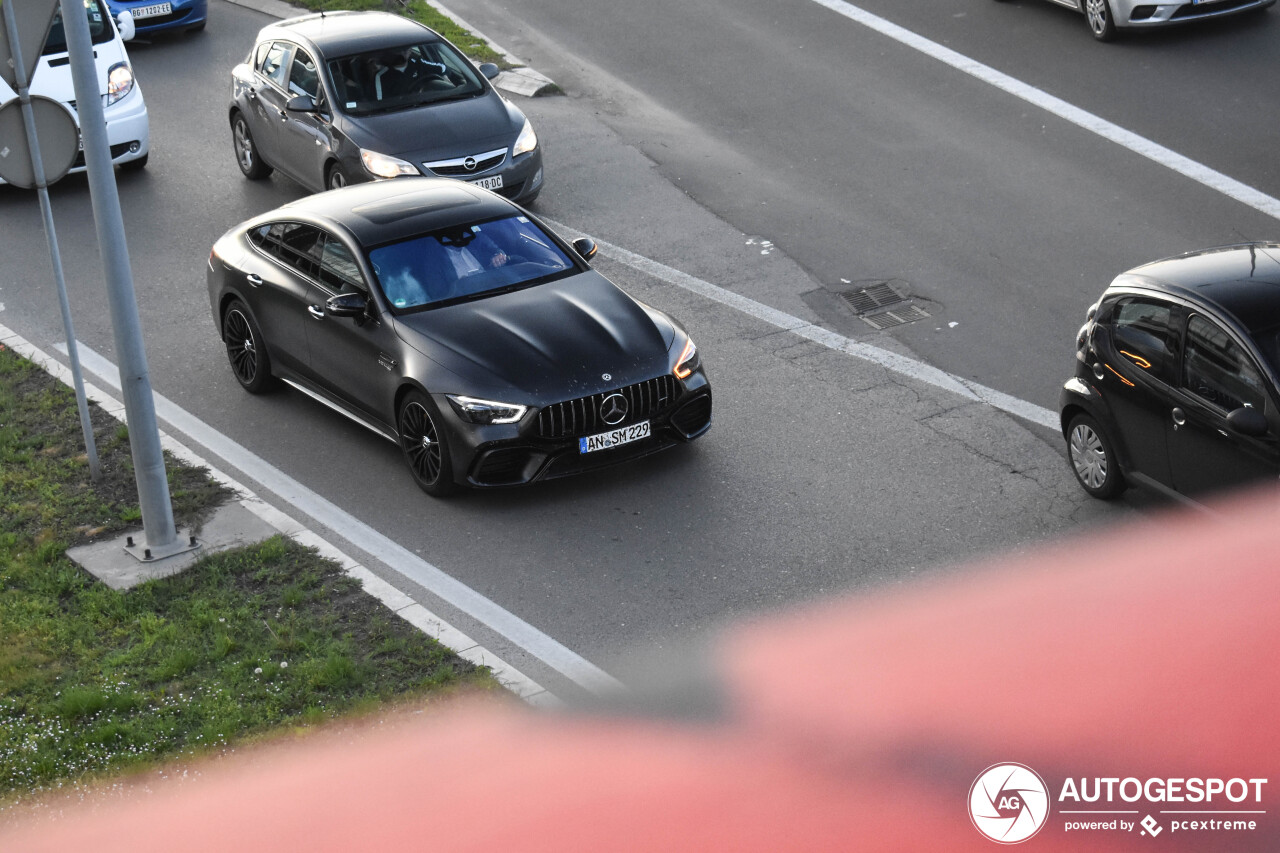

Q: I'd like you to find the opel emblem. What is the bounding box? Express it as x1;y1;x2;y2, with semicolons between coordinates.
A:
602;373;611;381
600;393;628;426
463;156;477;171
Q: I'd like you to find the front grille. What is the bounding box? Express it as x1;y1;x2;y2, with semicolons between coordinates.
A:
538;375;678;439
425;151;507;177
1170;0;1261;17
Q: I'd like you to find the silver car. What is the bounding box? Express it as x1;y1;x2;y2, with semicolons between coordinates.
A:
1000;0;1275;41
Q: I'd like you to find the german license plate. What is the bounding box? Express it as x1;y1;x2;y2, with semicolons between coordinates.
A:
579;421;649;454
132;2;173;18
468;174;504;191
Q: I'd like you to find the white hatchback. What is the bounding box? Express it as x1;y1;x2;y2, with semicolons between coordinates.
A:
0;0;149;184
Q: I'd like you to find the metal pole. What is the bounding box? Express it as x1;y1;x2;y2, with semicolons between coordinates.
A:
58;0;177;550
1;0;101;481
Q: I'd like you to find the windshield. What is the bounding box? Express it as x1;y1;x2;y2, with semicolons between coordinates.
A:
369;215;576;312
327;40;485;115
42;0;114;55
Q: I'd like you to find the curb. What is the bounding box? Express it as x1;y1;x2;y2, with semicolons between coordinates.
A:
0;323;562;709
221;0;560;97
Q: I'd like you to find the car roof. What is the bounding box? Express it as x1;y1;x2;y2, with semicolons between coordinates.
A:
272;177;522;246
1116;242;1280;333
261;11;438;56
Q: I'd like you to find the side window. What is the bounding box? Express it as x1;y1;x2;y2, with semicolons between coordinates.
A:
260;42;291;88
1182;315;1266;412
287;48;320;100
258;222;324;279
319;237;366;295
1109;297;1175;383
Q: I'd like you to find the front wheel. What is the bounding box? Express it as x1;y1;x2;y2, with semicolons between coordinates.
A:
1067;412;1125;499
326;163;349;190
222;301;277;394
232;112;272;179
1084;0;1117;41
398;391;457;497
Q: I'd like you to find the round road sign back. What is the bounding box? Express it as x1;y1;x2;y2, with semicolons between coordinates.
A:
0;96;80;189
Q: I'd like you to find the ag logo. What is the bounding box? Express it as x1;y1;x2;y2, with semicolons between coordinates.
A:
969;763;1050;844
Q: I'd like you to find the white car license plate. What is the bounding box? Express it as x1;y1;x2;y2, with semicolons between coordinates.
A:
132;2;173;18
468;175;504;191
579;421;650;454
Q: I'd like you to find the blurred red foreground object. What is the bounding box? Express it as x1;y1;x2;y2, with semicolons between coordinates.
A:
4;492;1278;851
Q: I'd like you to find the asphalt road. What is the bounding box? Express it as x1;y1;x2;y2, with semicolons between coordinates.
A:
5;0;1260;700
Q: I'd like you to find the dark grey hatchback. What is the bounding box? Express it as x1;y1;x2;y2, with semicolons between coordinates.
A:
229;11;543;203
1059;243;1280;503
207;178;711;496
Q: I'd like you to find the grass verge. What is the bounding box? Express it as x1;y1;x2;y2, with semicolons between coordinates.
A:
289;0;509;67
0;343;501;810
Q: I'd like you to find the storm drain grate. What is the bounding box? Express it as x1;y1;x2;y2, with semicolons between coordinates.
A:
838;281;930;329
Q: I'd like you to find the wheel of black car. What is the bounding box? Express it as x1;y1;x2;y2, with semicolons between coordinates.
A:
222;301;276;394
398;391;457;497
1067;413;1125;499
326;163;348;190
232;112;272;179
120;152;148;172
1084;0;1117;41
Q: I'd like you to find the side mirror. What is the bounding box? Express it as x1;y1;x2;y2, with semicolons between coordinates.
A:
116;10;136;41
286;94;316;113
478;62;500;80
326;291;368;318
1226;406;1268;437
572;237;597;262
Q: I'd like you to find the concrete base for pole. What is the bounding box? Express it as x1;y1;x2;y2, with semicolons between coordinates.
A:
66;501;279;591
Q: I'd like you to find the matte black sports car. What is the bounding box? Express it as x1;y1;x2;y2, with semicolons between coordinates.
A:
229;11;543;203
207;178;712;495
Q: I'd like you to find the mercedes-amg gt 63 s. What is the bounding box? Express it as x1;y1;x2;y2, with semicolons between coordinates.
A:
207;178;712;496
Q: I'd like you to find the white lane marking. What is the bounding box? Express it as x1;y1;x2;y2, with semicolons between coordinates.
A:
547;220;1060;430
61;342;625;698
807;0;1280;222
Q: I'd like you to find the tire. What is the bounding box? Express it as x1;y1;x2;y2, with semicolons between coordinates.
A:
1084;0;1117;41
326;163;348;190
1067;413;1126;499
222;301;277;394
397;391;457;497
232;112;272;179
119;152;148;172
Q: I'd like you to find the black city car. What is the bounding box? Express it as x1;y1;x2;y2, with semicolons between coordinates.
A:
229;11;543;203
1059;243;1280;503
207;178;712;495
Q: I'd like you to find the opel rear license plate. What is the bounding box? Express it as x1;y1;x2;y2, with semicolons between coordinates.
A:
133;2;172;18
469;175;503;191
580;421;649;454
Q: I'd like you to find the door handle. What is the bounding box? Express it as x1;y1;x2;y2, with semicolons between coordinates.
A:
246;274;263;287
1171;407;1186;427
308;305;325;320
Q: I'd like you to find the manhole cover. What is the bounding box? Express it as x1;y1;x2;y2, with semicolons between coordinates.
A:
838;280;930;329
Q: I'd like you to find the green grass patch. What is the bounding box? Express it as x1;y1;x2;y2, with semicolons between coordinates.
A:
0;344;501;807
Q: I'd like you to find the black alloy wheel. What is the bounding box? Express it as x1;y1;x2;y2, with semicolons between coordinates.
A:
1067;412;1126;499
232;112;272;179
398;391;456;496
326;163;348;190
223;301;276;393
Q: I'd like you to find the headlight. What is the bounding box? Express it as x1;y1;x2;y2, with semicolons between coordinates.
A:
512;119;537;157
360;149;420;179
446;394;527;425
673;337;700;379
106;62;134;105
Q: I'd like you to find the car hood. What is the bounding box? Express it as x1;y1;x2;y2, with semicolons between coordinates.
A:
341;93;520;162
392;271;673;400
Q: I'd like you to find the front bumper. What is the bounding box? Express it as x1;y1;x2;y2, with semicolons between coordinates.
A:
1116;0;1275;28
418;146;544;204
438;371;712;488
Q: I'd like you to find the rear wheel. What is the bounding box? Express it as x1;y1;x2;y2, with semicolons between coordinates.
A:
222;301;277;394
232;112;272;179
1085;0;1117;41
398;391;457;496
1067;413;1125;499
